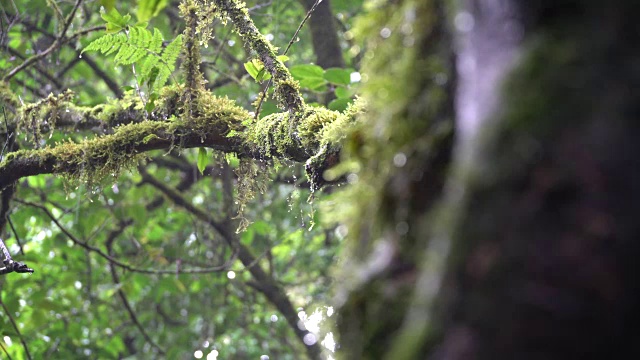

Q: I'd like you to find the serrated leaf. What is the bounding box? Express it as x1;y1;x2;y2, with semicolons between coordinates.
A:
290;64;324;79
324;68;352;85
106;23;124;33
197;148;209;175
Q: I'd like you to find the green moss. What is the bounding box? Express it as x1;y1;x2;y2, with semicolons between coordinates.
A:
214;0;304;113
331;0;454;358
0;81;20;109
0;84;253;190
244;112;292;157
19;90;75;147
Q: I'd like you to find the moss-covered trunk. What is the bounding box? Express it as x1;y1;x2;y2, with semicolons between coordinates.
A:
337;0;640;359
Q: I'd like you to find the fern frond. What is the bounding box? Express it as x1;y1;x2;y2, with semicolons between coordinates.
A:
161;35;183;70
153;35;183;91
83;27;183;91
150;28;163;54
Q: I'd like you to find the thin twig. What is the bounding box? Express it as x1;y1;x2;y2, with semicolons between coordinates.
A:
3;0;83;81
105;226;166;355
0;301;32;360
7;217;24;256
215;0;304;114
0;340;13;360
15;200;234;275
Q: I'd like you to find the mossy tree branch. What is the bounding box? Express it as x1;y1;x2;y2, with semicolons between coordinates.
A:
0;88;360;191
213;0;305;114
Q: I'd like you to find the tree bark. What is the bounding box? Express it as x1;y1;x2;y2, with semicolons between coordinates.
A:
336;0;640;359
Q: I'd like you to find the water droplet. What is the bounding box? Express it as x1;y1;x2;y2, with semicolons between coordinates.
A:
78;54;82;59
393;152;407;167
303;333;317;346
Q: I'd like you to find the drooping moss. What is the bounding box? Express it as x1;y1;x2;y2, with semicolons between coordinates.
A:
0;85;254;190
19;90;75;147
0;81;20;109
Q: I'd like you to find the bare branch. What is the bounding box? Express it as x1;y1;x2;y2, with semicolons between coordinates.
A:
3;0;84;82
105;225;166;355
138;168;325;360
15;200;234;275
0;300;32;360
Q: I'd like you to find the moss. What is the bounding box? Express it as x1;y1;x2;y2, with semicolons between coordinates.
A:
214;0;304;113
319;98;366;146
331;0;455;358
297;106;341;148
19;90;75;147
0;84;253;190
0;81;20;109
244;111;292;157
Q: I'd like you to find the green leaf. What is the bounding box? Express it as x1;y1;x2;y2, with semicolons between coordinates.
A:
136;0;169;23
244;60;260;80
256;68;271;82
328;97;352;112
225;153;239;168
197;148;209;175
335;86;354;99
290;64;324;79
244;59;271;82
100;7;129;28
105;22;124;33
145;97;156;112
324;68;352;85
299;77;327;91
100;0;116;11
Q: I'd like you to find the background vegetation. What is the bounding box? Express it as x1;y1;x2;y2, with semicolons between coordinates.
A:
0;0;362;358
3;0;640;360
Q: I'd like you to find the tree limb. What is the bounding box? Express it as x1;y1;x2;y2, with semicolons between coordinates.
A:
213;0;305;113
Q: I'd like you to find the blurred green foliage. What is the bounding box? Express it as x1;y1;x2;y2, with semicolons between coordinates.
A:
0;0;364;358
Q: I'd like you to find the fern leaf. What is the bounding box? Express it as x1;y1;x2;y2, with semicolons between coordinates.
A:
140;56;159;83
161;34;182;71
83;33;115;54
83;26;182;91
150;28;163;54
153;68;171;92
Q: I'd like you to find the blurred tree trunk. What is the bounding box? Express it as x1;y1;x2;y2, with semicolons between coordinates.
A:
297;0;345;69
336;0;640;359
